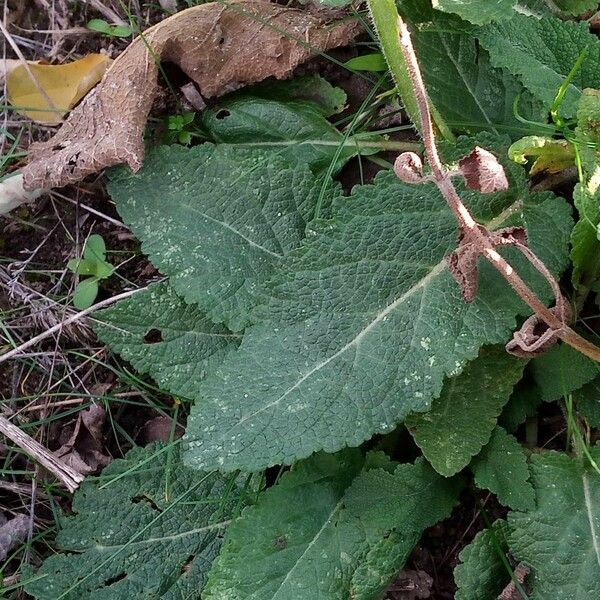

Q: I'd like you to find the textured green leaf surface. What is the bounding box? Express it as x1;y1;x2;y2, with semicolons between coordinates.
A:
454;519;511;600
24;444;246;600
94;282;240;399
530;343;599;402
574;377;600;428
108;145;338;331
432;0;516;24
245;75;348;117
184;138;573;473
508;447;600;599
202;91;373;175
407;11;544;135
499;385;541;433
554;0;600;15
406;347;525;477
204;450;461;600
478;14;600;117
471;426;534;510
572;89;600;293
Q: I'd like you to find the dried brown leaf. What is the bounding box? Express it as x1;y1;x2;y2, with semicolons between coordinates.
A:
0;513;28;562
458;146;509;194
137;415;185;444
22;0;359;191
54;405;111;475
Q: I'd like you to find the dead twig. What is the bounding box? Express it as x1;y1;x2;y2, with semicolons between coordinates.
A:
394;16;600;362
0;416;84;492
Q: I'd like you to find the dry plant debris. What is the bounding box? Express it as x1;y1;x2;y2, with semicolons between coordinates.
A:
20;0;359;191
0;513;28;563
54;404;111;475
6;54;111;125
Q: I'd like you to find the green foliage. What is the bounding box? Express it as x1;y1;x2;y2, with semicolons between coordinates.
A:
24;443;247;599
554;0;600;15
87;18;134;38
181;160;571;473
454;519;511;600
509;135;575;175
406;347;525;477
204;450;461;600
478;13;600;118
345;53;388;72
530;343;599;402
108;144;339;331
432;0;516;24
471;426;535;510
67;234;114;309
401;7;546;137
201;94;371;174
163;112;196;145
32;10;600;599
574;377;600;428
571;89;600;295
508;447;600;599
95;282;239;399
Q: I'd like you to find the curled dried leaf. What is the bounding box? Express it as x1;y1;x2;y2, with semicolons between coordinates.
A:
458;146;509;194
22;0;359;191
394;151;424;184
447;225;529;303
54;405;111;475
506;302;572;358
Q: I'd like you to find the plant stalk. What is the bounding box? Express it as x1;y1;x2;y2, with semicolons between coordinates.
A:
395;15;600;362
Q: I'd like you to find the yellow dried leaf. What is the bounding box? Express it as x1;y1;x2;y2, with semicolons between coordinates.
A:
7;54;111;125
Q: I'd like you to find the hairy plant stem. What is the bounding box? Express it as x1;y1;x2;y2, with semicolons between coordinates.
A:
396;16;600;362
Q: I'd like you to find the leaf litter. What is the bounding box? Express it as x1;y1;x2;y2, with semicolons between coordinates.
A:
20;0;359;191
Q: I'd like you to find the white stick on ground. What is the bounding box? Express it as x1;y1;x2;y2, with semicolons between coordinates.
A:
0;416;84;492
0;173;45;215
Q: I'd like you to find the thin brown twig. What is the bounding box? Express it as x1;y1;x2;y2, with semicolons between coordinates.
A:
395;16;600;362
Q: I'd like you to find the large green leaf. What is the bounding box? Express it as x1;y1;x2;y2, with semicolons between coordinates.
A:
108;145;339;332
183;139;573;473
94;282;240;399
202;93;375;175
530;343;599;402
204;450;461;600
398;5;545;136
24;443;246;600
478;13;600;117
573;377;600;428
406;347;525;477
471;426;535;511
454;519;511;600
432;0;516;24
508;447;600;599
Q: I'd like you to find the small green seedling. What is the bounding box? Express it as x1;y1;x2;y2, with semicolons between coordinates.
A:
344;53;388;72
67;234;114;309
87;18;134;38
163;112;197;145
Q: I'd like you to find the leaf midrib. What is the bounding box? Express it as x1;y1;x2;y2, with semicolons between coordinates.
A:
226;199;523;433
